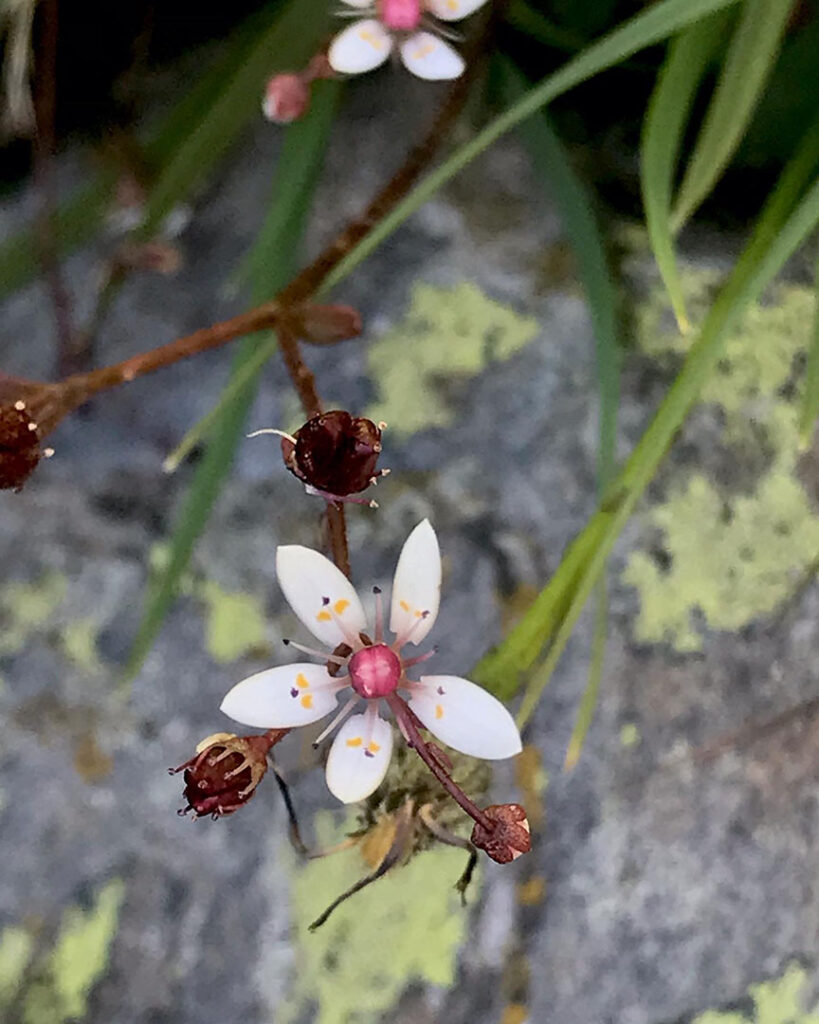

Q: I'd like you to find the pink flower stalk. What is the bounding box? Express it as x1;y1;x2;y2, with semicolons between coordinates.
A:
328;0;490;81
220;521;522;804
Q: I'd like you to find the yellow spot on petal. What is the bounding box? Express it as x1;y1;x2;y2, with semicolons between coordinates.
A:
435;704;444;720
346;736;363;747
447;0;458;9
367;741;381;754
316;610;332;622
360;28;386;49
296;673;310;689
414;609;423;618
400;600;410;612
413;41;436;58
334;599;350;615
301;694;313;709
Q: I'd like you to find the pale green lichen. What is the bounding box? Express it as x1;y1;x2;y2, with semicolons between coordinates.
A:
60;619;103;673
366;282;539;436
623;278;819;650
0;926;35;1008
281;812;479;1024
198;581;268;663
21;878;124;1024
0;573;67;657
692;963;819;1023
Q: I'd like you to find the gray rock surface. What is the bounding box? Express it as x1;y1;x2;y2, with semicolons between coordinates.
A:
1;65;818;1024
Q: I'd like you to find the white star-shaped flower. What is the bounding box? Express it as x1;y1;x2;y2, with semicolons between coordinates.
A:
327;0;490;81
221;520;522;803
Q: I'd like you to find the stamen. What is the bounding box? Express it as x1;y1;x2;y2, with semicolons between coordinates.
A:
312;695;360;747
362;702;379;758
246;427;297;443
283;638;348;666
319;596;360;648
373;586;384;644
393;609;430;650
401;646;438;670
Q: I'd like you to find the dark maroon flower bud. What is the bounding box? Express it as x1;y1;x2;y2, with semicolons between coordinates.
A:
294;304;362;346
470;803;531;864
170;729;288;820
0;398;52;491
282;410;385;501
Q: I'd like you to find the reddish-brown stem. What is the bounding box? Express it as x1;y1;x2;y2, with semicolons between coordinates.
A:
387;693;494;832
275;321;322;418
61;301;283;401
325;503;351;578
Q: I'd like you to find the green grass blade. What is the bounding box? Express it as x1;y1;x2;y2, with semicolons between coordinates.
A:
800;246;819;446
124;81;341;679
497;58;623;748
320;0;744;294
476;159;819;717
641;13;729;332
563;579;608;769
670;0;792;233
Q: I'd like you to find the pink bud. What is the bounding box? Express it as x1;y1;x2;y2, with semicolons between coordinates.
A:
263;74;310;124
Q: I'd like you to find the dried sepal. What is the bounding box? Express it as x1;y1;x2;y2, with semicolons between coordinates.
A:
470;803;531;864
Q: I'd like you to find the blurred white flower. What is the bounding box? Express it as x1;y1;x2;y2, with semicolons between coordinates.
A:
327;0;490;81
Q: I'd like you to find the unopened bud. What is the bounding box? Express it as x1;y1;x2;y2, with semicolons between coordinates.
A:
471;803;531;864
263;73;311;124
293;304;362;345
170;730;288;819
282;410;383;497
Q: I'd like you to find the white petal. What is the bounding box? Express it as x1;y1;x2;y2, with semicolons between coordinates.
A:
424;0;489;20
389;519;441;646
340;0;373;6
325;712;394;802
328;19;393;75
220;663;344;728
276;545;367;648
409;675;522;759
399;32;465;80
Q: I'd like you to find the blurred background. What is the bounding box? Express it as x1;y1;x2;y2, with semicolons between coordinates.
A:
1;1;819;1022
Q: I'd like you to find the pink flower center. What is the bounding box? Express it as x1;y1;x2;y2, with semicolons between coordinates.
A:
378;0;422;31
348;643;402;699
